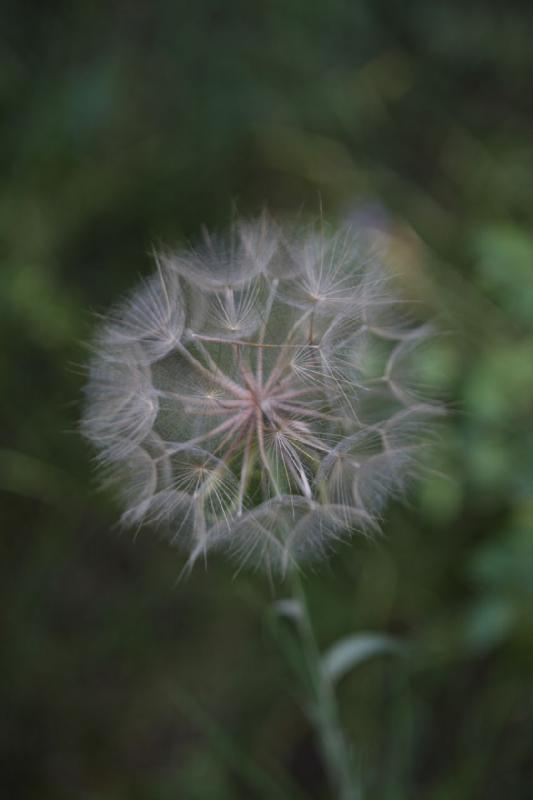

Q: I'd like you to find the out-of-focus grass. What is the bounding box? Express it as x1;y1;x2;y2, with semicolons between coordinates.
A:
1;2;532;798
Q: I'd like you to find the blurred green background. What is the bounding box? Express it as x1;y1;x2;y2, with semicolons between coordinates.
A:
2;2;533;798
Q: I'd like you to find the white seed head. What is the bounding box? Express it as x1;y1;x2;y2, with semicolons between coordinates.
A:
82;216;442;575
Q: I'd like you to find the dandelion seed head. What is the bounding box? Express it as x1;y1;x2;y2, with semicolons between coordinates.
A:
82;215;442;575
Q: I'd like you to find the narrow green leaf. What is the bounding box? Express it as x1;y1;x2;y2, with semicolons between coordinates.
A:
321;633;404;684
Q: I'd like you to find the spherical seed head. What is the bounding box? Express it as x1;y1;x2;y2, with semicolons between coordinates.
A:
82;216;442;575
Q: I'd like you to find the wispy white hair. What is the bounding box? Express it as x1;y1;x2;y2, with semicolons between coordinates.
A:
82;215;442;575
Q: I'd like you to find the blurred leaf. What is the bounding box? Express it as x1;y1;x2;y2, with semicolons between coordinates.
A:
321;633;404;684
465;523;533;649
472;225;533;324
463;597;516;651
464;341;533;422
273;598;303;620
469;525;533;594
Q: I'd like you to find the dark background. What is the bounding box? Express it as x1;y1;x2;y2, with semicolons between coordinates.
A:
2;2;533;798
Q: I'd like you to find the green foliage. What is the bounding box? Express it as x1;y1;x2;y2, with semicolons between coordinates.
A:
2;2;533;798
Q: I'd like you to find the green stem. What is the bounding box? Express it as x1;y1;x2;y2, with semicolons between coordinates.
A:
289;570;360;800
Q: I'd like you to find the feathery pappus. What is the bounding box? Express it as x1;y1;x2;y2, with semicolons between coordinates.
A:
82;215;442;574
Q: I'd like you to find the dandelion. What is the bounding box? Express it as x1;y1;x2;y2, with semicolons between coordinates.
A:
82;215;441;574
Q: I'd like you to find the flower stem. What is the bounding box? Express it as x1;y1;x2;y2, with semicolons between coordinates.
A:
289;569;360;800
